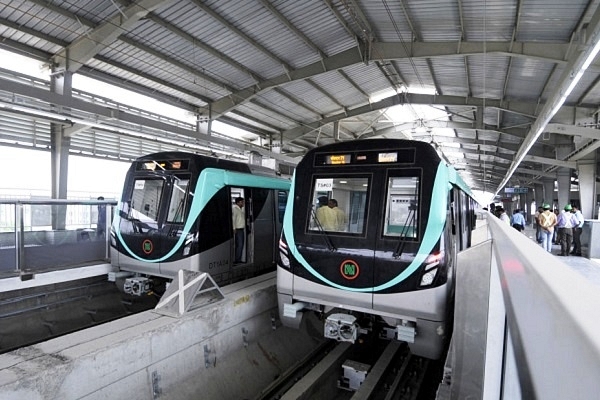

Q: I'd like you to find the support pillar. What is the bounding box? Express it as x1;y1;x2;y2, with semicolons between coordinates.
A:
556;142;574;210
534;183;544;209
525;189;534;224
50;70;72;229
543;178;555;208
577;159;597;219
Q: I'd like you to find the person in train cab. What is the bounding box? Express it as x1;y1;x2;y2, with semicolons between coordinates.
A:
97;196;106;238
534;206;544;243
556;204;578;256
510;208;526;232
232;197;245;264
571;205;584;256
315;195;336;231
538;204;557;253
328;198;347;231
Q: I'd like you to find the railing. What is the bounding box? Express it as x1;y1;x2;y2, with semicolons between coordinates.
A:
440;213;600;399
0;199;117;277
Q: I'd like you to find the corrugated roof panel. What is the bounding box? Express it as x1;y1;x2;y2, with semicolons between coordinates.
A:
256;89;322;123
403;0;462;41
272;0;356;57
101;41;231;100
281;80;341;116
55;0;117;24
504;57;555;101
132;22;256;91
394;58;434;90
357;0;412;42
430;55;468;96
181;0;291;80
311;70;370;108
466;54;509;99
461;0;516;41
341;63;395;99
518;0;589;42
235;102;298;131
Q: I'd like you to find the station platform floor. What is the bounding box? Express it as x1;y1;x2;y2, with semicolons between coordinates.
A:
521;223;600;288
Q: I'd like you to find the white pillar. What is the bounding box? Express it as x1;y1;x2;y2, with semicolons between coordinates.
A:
577;159;597;219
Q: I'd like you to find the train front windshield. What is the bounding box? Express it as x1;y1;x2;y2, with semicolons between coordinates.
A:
308;174;420;240
129;178;164;225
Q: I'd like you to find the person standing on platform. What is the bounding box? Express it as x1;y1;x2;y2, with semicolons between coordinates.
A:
539;204;557;253
232;197;245;264
571;205;585;256
552;208;560;244
556;204;578;256
534;206;544;243
497;207;510;225
510;209;526;232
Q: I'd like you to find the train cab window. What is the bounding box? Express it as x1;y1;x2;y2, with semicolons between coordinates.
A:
309;176;368;234
166;177;190;223
130;178;163;223
383;176;419;239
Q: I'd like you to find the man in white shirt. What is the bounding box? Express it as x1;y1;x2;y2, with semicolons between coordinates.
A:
571;205;585;256
232;197;245;263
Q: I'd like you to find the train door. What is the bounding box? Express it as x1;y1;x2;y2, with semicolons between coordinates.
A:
251;188;277;269
231;187;248;265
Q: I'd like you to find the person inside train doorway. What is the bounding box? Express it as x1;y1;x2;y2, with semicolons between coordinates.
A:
232;197;245;264
97;196;106;238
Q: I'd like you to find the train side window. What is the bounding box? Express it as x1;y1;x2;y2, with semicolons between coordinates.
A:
166;176;190;223
383;176;419;239
129;178;163;223
309;176;368;234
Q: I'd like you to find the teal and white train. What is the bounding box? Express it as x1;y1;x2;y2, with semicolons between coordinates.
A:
110;151;290;296
277;139;476;359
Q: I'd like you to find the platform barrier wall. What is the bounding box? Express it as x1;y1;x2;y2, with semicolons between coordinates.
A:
441;212;600;400
0;199;115;276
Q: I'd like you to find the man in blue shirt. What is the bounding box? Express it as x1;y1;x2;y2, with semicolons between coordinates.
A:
510;209;526;232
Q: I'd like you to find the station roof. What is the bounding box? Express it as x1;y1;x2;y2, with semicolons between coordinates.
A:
1;0;600;194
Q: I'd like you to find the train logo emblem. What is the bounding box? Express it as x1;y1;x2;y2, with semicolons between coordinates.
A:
142;239;153;254
340;260;359;280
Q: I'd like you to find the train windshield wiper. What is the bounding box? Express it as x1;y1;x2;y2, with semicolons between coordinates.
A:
310;207;337;251
392;202;417;259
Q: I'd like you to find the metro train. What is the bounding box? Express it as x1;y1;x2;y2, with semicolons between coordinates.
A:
110;151;290;296
276;139;476;359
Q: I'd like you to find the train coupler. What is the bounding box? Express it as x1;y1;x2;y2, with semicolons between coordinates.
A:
123;276;153;296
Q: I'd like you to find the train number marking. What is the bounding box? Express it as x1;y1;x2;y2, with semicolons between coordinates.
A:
340;260;360;280
142;239;153;254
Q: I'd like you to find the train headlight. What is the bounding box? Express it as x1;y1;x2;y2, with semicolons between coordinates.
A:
420;269;437;286
279;252;290;268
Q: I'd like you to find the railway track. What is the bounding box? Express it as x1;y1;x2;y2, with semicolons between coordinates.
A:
0;275;157;353
255;337;434;400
